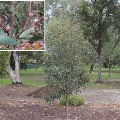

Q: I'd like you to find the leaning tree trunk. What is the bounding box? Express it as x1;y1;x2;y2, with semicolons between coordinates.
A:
7;51;21;84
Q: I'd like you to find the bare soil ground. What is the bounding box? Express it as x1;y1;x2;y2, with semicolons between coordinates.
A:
0;83;120;120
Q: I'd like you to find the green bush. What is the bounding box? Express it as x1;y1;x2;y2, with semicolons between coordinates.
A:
76;96;86;106
59;94;86;107
59;96;66;106
68;94;77;106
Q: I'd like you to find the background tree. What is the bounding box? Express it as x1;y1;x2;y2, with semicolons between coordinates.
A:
20;53;28;71
45;15;90;119
78;0;120;82
0;52;9;77
0;51;19;83
45;0;81;23
33;51;44;70
7;51;21;84
103;31;120;77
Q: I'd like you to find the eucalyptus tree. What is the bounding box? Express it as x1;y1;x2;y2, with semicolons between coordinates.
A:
45;15;90;119
0;51;21;83
45;0;81;23
77;0;120;82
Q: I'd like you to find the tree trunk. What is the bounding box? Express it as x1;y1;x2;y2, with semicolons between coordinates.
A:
108;66;111;77
35;62;38;70
65;82;68;120
97;51;102;83
25;63;27;71
7;51;21;84
108;56;111;77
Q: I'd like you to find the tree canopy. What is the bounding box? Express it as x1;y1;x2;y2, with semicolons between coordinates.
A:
77;0;120;82
45;13;90;119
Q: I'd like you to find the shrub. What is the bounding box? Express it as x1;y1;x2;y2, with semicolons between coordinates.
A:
59;94;86;107
59;96;66;106
68;94;78;106
76;96;86;106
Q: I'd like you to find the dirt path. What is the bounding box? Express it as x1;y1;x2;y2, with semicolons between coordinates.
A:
0;84;120;120
80;89;120;104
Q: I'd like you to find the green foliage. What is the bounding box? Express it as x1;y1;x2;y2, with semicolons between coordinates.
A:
19;27;35;39
0;28;6;35
0;52;9;77
0;35;18;45
33;51;44;64
20;54;28;70
77;0;120;82
103;29;120;67
78;0;120;52
60;94;86;107
0;1;44;43
29;33;44;44
19;52;44;71
59;96;66;106
21;54;28;64
45;0;81;23
43;86;64;103
45;15;90;103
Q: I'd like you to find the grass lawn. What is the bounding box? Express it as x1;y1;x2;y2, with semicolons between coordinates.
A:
91;67;120;81
0;68;46;87
0;66;120;89
88;66;120;89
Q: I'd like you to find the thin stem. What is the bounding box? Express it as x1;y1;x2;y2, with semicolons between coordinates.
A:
66;82;68;120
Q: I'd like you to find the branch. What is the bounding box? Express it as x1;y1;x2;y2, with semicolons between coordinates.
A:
110;35;120;53
23;16;30;29
15;16;44;38
102;0;112;9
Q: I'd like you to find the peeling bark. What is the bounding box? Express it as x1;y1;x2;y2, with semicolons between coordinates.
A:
7;51;21;84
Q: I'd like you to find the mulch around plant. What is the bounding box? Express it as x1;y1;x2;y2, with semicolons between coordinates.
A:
27;85;54;98
0;84;120;120
27;85;61;99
